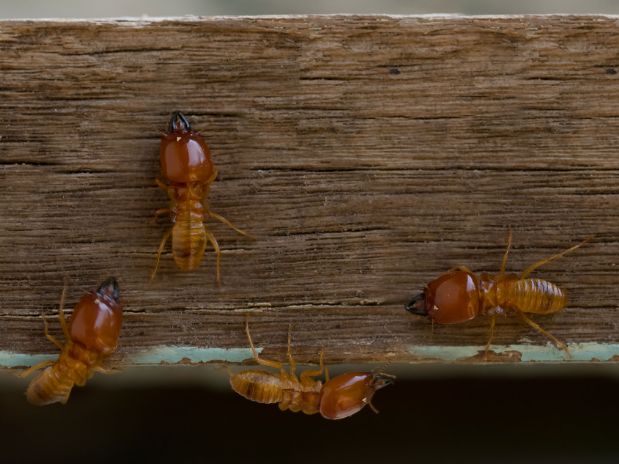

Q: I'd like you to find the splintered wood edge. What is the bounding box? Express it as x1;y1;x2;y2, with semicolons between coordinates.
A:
4;14;618;20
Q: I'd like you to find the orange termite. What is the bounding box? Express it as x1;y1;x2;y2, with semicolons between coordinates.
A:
20;278;123;406
405;232;590;353
152;111;251;283
229;322;394;420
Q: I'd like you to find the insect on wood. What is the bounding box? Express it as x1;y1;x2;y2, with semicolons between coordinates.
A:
405;232;590;355
229;322;394;419
20;278;123;406
152;111;252;283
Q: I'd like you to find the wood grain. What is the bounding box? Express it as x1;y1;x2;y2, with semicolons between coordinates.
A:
0;16;618;366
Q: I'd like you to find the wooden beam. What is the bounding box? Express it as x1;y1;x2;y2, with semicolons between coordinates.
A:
1;16;618;367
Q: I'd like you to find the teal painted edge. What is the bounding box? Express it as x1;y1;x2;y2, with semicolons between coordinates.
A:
0;352;56;368
3;342;619;368
0;346;262;368
130;346;262;365
407;342;619;362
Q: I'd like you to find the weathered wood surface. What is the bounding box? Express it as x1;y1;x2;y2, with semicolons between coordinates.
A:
0;15;618;367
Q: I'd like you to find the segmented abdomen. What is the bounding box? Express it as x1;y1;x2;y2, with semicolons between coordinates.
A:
230;370;283;404
26;350;90;406
230;370;321;415
172;201;206;271
504;278;567;314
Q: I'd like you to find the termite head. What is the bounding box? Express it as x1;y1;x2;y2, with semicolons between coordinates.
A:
319;372;395;420
160;111;214;184
405;270;480;324
70;277;123;355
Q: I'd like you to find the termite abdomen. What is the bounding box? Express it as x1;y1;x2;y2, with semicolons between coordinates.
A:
505;278;566;315
230;370;283;404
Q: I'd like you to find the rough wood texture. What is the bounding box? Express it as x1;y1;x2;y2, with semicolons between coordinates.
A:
1;15;618;366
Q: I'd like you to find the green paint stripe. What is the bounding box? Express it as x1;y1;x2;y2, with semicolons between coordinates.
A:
0;346;262;368
131;346;261;365
2;342;618;368
407;342;619;362
0;352;56;368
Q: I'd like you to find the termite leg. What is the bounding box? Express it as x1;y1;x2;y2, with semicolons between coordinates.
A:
205;168;218;186
58;280;70;341
208;210;254;239
299;350;329;385
200;168;218;200
151;208;171;224
203;167;253;239
286;324;297;377
517;311;570;355
155;179;175;200
155;178;168;191
204;228;221;285
244;321;284;370
300;349;325;386
18;360;55;378
150;229;172;281
92;365;120;375
499;230;513;276
520;237;592;279
43;318;63;351
484;315;497;360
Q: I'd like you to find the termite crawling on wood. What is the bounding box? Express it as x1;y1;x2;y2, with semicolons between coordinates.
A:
20;278;123;406
152;111;252;283
229;322;394;420
405;232;590;355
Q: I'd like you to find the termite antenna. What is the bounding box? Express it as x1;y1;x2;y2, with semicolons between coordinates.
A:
367;399;380;414
405;293;428;316
168;111;191;133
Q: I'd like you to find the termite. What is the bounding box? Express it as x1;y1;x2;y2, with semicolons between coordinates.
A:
229;322;394;420
20;277;123;406
405;232;590;353
152;111;251;283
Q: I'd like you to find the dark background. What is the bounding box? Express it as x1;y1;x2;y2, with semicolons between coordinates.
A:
1;366;617;463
